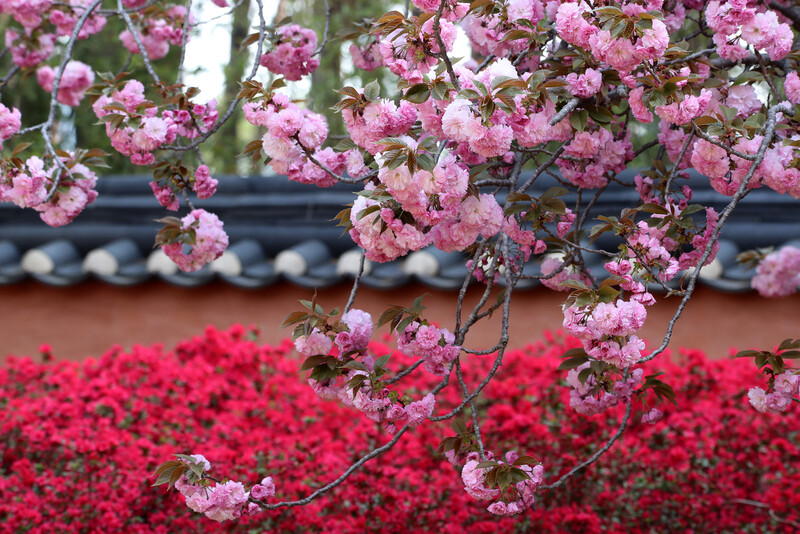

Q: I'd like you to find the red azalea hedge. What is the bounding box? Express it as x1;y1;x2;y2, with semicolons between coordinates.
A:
2;325;800;533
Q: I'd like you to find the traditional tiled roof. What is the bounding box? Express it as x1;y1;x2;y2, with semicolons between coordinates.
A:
0;172;798;292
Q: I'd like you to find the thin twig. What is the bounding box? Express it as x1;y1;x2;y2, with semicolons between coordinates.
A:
343;251;366;314
432;236;514;421
165;0;269;152
303;146;378;183
313;0;330;57
550;98;580;126
640;103;794;364
728;499;800;528
661;47;716;66
118;0;161;83
433;0;460;91
176;0;194;85
754;49;780;102
258;426;409;509
41;0;104;201
690;122;758;160
455;359;486;461
663;131;695;201
516;142;566;192
385;359;424;385
475;54;495;74
454;241;487;338
633;138;659;158
541;400;632;490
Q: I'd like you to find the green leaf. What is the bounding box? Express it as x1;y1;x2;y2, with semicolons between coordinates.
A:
680;204;705;217
557;355;591;371
639;203;669;215
299;299;324;315
733;349;762;359
375;354;391;369
569;109;589;133
542;198;567;215
476;460;500;469
343;360;369;371
281;311;309;328
577;367;594;384
404;83;431;104
356;204;381;221
168;466;187;489
437;436;460;452
152;460;182;479
575;292;593;308
778;338;800;351
410;294;427;314
364;80;381;101
416;153;435;173
509;467;530;483
561;347;589;359
347;374;367;387
485;468;498;489
333;138;358;152
300;354;331;371
458;89;481;100
587;106;614;124
378;307;403;328
310;364;340;382
451;419;468;435
597;285;620;303
396;315;415;334
560;278;589;291
507;192;532;203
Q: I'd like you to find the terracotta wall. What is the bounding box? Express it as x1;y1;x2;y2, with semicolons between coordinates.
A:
2;280;799;363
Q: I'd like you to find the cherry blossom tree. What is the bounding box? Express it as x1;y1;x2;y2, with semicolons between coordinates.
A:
2;0;800;522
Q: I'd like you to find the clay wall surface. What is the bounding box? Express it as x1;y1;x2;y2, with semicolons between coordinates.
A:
2;281;799;363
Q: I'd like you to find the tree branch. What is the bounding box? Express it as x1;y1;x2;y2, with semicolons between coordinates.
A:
640;102;794;364
541;400;632;490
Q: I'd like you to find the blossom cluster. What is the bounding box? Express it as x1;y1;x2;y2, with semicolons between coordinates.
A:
119;4;189;60
170;455;276;522
161;209;229;272
260;24;319;81
292;309;438;433
557;127;633;189
691;136;800;198
3;0;105;69
706;0;793;61
92;79;219;167
396;320;461;376
461;451;544;516
0;154;98;227
555;2;670;75
563;301;648;370
540;255;591;292
36;60;95;107
566;364;645;416
461;0;538;58
379;16;459;81
560;261;653;370
342;96;417;155
751;246;800;297
0;104;22;150
440;59;574;158
245;92;344;187
748;371;800;414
